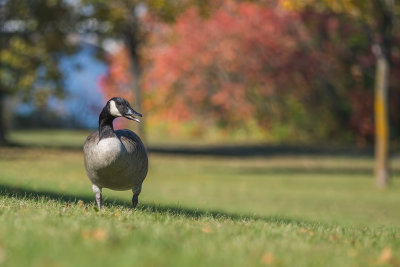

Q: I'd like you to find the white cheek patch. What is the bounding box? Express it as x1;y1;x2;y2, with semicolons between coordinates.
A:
109;100;122;117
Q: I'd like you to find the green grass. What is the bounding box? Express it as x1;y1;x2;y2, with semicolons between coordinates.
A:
8;129;92;148
0;130;400;266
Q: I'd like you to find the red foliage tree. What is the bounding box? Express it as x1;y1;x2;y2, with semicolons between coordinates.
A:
100;0;400;143
142;2;325;134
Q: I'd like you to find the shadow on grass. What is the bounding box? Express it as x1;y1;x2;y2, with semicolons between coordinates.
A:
4;141;376;158
223;167;400;176
149;144;376;158
0;184;314;226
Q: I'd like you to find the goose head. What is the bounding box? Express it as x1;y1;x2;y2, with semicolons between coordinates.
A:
106;97;142;123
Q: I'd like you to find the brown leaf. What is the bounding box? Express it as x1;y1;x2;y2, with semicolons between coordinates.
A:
202;227;211;234
115;210;120;216
329;233;338;241
92;229;108;241
77;200;84;207
82;228;108;242
261;252;274;265
378;247;392;264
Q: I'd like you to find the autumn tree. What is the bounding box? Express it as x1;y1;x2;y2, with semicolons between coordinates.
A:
101;1;356;140
281;0;399;187
79;0;208;139
100;0;400;152
142;2;339;140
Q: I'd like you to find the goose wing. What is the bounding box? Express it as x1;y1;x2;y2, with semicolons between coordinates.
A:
115;129;148;180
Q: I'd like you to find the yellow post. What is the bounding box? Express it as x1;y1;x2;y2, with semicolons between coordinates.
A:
374;50;389;188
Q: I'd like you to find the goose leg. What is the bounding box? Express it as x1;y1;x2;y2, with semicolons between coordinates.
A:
92;184;102;210
132;185;142;208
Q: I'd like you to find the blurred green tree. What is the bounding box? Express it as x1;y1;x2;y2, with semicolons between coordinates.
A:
0;0;78;144
0;0;207;143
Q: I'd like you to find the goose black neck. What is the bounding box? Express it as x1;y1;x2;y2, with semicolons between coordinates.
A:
98;107;115;140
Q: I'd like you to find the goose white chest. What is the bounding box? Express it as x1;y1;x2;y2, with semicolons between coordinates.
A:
90;137;124;169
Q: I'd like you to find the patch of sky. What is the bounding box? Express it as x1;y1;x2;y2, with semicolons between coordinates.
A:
16;44;106;129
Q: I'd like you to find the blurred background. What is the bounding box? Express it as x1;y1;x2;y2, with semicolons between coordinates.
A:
1;0;399;145
0;0;399;187
1;2;400;265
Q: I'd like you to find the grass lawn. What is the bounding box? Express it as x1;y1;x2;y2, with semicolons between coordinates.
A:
0;130;399;266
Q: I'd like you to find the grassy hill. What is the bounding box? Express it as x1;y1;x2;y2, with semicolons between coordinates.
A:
0;130;399;266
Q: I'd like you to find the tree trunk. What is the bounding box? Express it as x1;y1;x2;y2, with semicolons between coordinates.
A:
0;95;6;145
373;46;390;188
124;16;145;141
372;0;393;188
130;55;145;141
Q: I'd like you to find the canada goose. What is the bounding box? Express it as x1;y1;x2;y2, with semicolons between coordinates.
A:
83;97;148;210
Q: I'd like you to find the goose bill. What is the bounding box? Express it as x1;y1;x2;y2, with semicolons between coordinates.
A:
124;108;142;123
125;114;141;123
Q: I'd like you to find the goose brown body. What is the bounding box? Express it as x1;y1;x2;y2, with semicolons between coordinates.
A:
83;129;148;191
83;97;147;209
